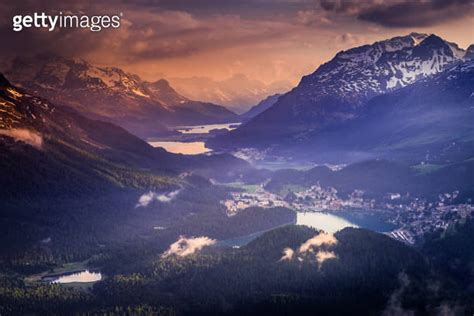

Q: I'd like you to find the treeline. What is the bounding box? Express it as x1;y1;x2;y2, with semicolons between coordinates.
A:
2;223;474;315
0;275;92;315
90;226;431;315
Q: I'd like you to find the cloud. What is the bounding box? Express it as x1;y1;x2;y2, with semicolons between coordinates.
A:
280;247;295;261
162;236;216;258
359;0;474;28
136;191;156;207
319;0;474;28
320;0;372;15
0;2;298;63
315;250;337;264
1;0;471;90
156;189;180;202
0;128;43;149
382;273;414;316
339;33;365;46
280;232;338;267
298;232;338;253
135;189;180;207
296;10;332;26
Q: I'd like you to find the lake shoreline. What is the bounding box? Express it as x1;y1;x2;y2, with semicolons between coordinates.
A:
25;260;103;289
147;122;241;155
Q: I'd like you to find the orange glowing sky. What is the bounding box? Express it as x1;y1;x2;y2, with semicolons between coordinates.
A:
114;11;474;87
1;1;473;108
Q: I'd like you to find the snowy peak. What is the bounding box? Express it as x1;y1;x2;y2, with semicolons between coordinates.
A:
418;34;447;49
301;33;465;101
334;33;428;64
419;34;465;60
222;33;471;148
377;32;428;53
4;54;216;108
9;54;151;98
142;79;188;107
408;32;429;45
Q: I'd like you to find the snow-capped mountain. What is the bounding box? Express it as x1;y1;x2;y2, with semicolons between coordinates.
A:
305;33;464;98
311;59;474;163
218;33;469;147
3;54;238;138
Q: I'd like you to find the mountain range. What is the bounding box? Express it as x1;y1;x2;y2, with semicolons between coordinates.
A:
1;31;474;315
0;72;250;201
212;33;474;163
323;59;474;163
168;74;291;113
2;54;238;139
0;70;254;257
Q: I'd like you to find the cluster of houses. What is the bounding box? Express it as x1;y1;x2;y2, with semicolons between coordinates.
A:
223;184;473;244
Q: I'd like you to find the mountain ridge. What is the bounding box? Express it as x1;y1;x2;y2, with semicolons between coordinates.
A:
240;93;281;121
0;71;186;199
3;54;238;138
214;33;470;149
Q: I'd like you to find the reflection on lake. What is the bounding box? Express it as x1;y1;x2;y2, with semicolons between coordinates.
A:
177;123;240;134
297;210;397;233
336;209;397;232
297;212;358;233
148;141;211;155
51;270;102;284
218;210;395;248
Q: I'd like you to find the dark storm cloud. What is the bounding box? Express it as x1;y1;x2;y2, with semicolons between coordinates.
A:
0;0;300;62
115;0;311;15
359;0;474;27
1;0;468;62
0;0;471;67
319;0;474;27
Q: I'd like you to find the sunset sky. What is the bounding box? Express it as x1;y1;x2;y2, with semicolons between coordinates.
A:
2;0;473;88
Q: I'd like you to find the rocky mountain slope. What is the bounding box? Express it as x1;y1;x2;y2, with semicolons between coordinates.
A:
3;54;238;138
0;72;257;259
0;71;252;200
331;59;474;163
216;33;470;148
285;59;474;164
0;72;186;200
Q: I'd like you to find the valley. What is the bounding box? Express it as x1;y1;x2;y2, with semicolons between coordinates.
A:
1;29;474;315
220;175;473;245
147;122;240;155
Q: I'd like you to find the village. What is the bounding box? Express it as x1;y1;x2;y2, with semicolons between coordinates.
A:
222;183;474;244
